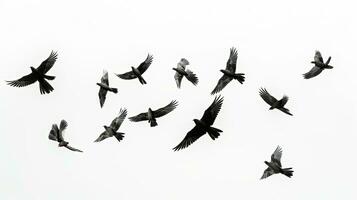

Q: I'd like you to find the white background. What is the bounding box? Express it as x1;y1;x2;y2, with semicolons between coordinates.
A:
0;0;356;199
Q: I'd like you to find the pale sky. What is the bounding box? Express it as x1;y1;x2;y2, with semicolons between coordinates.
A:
0;0;356;199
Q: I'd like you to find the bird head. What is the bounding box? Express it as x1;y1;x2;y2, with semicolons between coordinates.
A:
180;58;190;66
193;119;200;124
30;66;36;71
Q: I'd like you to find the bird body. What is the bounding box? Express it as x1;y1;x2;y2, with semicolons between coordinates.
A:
95;108;127;143
116;54;153;85
261;146;293;179
173;58;198;88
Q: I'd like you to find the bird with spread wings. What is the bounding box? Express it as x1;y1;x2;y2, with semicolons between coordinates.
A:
48;120;83;152
173;58;198;88
259;88;293;116
303;50;333;79
95;108;128;143
116;54;153;84
97;70;118;108
261;146;294;179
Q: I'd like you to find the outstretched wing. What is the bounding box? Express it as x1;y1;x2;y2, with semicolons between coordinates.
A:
110;108;127;131
271;146;283;167
174;61;186;88
65;145;83;152
314;51;323;63
200;95;224;126
129;112;148;122
185;70;198;86
173;126;206;151
153;100;178;118
259;88;277;106
6;72;37;87
101;70;109;86
303;66;323;79
37;51;58;74
59;120;68;132
98;71;109;107
211;75;232;95
49;124;59;142
260;167;275;179
116;71;136;80
174;72;184;88
94;131;110;142
137;54;153;74
226;47;237;72
280;96;289;107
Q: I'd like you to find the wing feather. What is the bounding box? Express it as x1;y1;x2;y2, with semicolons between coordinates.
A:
201;95;224;126
173;126;206;151
153;100;178;118
110;108;127;131
37;51;58;74
259;88;277;106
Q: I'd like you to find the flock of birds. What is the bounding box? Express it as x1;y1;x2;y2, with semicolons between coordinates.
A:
6;47;333;179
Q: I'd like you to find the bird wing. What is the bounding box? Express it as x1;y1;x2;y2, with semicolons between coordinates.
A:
101;70;109;86
59;120;68;132
173;126;206;151
116;71;136;80
153;100;178;118
211;75;232;95
303;66;323;79
314;51;324;63
49;124;59;142
94;131;110;142
174;72;184;88
65;145;83;152
129;112;149;122
6;73;37;87
110;108;127;131
185;69;198;86
261;167;275;179
259;88;277;106
271;146;283;167
137;54;153;74
36;51;58;74
226;47;237;72
200;95;224;126
280;95;289;107
98;87;107;108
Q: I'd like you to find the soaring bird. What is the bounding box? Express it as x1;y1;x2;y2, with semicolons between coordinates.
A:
48;120;83;152
7;51;58;94
259;88;293;116
303;50;333;79
173;95;223;151
173;58;198;88
97;70;118;108
95;108;127;143
211;47;245;94
116;54;153;84
261;146;294;179
129;100;178;127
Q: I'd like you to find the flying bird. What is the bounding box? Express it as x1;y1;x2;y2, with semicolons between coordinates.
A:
48;120;83;152
173;58;198;88
211;47;245;94
259;88;293;116
7;51;58;94
116;54;153;84
261;146;294;179
129;100;178;127
95;108;128;143
97;70;118;108
173;95;223;151
303;50;333;79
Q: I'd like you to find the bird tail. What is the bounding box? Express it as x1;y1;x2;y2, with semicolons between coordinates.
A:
43;75;56;80
207;126;222;140
114;132;125;142
109;87;118;93
150;119;158;127
281;167;294;178
38;78;54;94
279;107;293;116
138;76;147;84
234;73;245;84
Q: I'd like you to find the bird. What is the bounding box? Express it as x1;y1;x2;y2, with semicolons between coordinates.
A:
173;58;198;88
116;54;153;84
129;100;178;127
259;88;293;116
211;47;245;94
173;95;223;151
95;108;128;143
261;146;294;179
7;51;58;94
97;70;118;108
48;120;83;152
303;50;333;79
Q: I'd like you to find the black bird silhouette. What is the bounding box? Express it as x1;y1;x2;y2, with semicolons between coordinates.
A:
129;100;178;127
173;58;198;88
259;88;293;116
211;47;245;94
261;146;294;179
48;120;83;152
173;95;223;151
95;108;127;142
303;50;333;79
7;51;57;94
116;54;153;84
97;70;118;108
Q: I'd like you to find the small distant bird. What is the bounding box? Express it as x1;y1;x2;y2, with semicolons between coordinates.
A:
303;50;333;79
261;146;294;179
7;51;58;94
129;100;178;127
97;70;118;108
173;95;223;151
48;120;83;152
95;108;127;143
173;58;198;88
211;47;245;94
259;88;293;116
116;54;153;84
